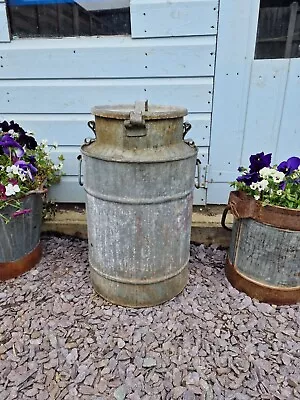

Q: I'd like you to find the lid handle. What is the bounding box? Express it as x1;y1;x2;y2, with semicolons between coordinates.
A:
124;100;148;136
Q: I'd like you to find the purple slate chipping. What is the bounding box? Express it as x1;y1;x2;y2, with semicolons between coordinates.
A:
0;236;299;399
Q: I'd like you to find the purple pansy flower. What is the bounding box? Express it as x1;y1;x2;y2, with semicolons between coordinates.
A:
0;134;24;158
18;132;37;150
29;156;36;166
0;120;25;134
249;152;272;173
277;156;300;176
279;181;287;191
0;120;10;132
236;171;260;186
14;160;37;180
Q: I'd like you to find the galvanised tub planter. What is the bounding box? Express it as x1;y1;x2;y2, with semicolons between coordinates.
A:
80;102;198;307
0;193;44;281
222;191;300;305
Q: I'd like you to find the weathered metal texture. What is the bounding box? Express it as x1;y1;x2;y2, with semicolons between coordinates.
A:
225;191;300;305
227;190;300;230
0;193;43;280
81;103;197;307
225;258;300;306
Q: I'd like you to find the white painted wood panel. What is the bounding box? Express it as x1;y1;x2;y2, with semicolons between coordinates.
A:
0;113;211;147
0;36;216;79
0;78;213;114
208;0;260;189
206;182;231;204
131;0;218;38
50;147;80;176
185;114;211;147
275;59;300;162
0;3;10;42
241;59;289;169
48;176;85;203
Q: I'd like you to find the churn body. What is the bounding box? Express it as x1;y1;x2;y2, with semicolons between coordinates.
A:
81;103;197;307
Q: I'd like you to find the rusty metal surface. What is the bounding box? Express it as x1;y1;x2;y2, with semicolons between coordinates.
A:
0;243;42;281
92;103;188;120
227;190;300;231
228;218;300;287
225;258;300;305
0;193;44;263
81;104;197;307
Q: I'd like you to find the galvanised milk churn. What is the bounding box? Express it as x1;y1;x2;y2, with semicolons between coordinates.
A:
80;101;198;307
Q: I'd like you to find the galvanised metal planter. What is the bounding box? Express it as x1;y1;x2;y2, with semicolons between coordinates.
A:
222;191;300;305
0;192;44;281
80;101;198;307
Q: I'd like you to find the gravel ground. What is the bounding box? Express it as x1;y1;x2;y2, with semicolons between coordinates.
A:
0;235;299;400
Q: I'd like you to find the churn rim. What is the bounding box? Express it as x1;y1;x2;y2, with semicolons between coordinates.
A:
91;104;188;120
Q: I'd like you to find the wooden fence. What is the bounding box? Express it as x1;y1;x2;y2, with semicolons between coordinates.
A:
256;1;300;58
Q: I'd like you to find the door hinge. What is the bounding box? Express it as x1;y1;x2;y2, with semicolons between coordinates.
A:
195;163;209;189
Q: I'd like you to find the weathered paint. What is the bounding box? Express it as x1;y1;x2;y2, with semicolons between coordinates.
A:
81;104;197;306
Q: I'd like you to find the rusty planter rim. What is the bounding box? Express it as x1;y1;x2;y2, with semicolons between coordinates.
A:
227;190;300;231
225;257;300;305
0;243;42;281
92;104;188;120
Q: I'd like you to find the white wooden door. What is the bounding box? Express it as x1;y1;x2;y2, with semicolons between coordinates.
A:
208;0;300;204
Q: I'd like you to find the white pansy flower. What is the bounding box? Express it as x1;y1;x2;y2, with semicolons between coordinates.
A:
277;190;283;196
250;182;258;190
259;167;273;179
272;171;285;183
5;183;20;196
6;165;20;175
254;195;260;200
257;179;269;192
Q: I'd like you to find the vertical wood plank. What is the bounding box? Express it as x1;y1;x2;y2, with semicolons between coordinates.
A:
241;59;289;167
275;58;300;162
284;2;298;59
0;3;10;42
207;0;260;203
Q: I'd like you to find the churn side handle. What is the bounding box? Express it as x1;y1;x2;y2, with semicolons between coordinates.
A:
183;122;192;139
194;159;201;189
221;206;232;231
77;155;83;186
